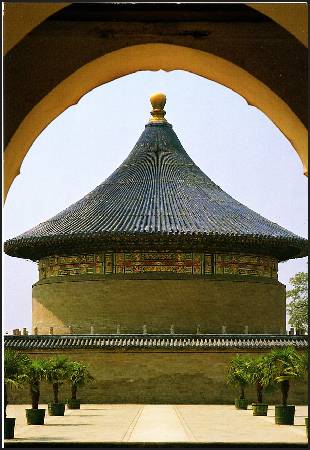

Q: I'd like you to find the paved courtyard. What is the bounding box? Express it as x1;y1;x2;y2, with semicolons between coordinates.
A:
5;404;308;445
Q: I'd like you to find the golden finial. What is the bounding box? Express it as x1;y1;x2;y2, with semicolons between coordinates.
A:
149;92;167;123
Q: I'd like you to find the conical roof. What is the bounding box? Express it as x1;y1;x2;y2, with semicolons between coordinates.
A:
4;93;307;262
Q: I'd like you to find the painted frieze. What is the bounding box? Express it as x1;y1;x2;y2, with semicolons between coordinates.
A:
38;251;278;280
214;253;277;278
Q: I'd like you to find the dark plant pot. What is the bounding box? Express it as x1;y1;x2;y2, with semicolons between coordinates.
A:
305;417;308;437
67;399;81;409
252;403;268;416
48;403;65;416
235;399;249;410
4;418;16;439
275;405;295;425
26;408;45;425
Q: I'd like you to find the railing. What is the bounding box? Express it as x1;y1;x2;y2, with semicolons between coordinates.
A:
8;325;306;336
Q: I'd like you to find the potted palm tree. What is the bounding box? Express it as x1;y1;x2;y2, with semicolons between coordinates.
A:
264;347;307;425
66;361;94;409
247;355;274;416
4;349;29;439
46;356;71;416
226;354;252;409
24;358;48;425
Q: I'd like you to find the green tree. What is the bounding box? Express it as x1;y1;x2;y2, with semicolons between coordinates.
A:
226;354;252;400
263;347;307;406
23;359;48;409
46;356;71;404
67;361;94;401
247;355;275;404
287;272;308;333
4;350;30;417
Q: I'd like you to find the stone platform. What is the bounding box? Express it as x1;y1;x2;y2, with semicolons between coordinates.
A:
4;404;308;447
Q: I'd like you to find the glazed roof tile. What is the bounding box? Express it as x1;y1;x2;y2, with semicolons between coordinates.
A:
4;96;307;261
4;334;308;350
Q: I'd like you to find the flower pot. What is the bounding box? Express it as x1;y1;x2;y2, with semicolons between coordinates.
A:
305;417;308;437
26;408;45;425
67;399;81;409
252;403;268;416
48;403;65;416
275;405;295;425
234;399;249;410
4;418;16;439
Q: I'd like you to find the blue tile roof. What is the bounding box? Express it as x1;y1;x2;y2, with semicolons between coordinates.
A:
4;121;307;261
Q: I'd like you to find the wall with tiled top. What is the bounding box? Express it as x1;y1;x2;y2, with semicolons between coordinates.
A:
8;348;307;404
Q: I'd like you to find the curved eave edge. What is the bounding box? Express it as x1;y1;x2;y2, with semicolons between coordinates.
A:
4;232;308;262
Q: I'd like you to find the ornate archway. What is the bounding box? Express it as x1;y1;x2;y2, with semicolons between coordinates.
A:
4;3;307;200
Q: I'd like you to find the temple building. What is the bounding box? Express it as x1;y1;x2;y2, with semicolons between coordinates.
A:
4;93;308;404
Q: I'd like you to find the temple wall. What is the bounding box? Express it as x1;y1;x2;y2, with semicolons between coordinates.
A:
8;349;308;405
32;275;286;335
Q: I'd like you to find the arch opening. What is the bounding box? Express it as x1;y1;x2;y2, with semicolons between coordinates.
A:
3;68;308;334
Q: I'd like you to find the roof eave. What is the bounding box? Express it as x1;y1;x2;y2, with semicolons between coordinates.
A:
4;232;307;262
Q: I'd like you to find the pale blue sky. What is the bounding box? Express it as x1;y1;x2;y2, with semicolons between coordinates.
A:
3;70;308;333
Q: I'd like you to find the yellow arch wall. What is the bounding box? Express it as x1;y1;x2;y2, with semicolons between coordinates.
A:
3;3;307;54
4;43;308;200
3;3;70;54
249;3;308;47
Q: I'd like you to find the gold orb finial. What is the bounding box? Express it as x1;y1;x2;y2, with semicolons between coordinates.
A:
149;92;167;123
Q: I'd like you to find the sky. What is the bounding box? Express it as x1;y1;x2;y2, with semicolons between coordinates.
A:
3;70;308;333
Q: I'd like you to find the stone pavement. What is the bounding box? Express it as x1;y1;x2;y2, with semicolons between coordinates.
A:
4;404;308;446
